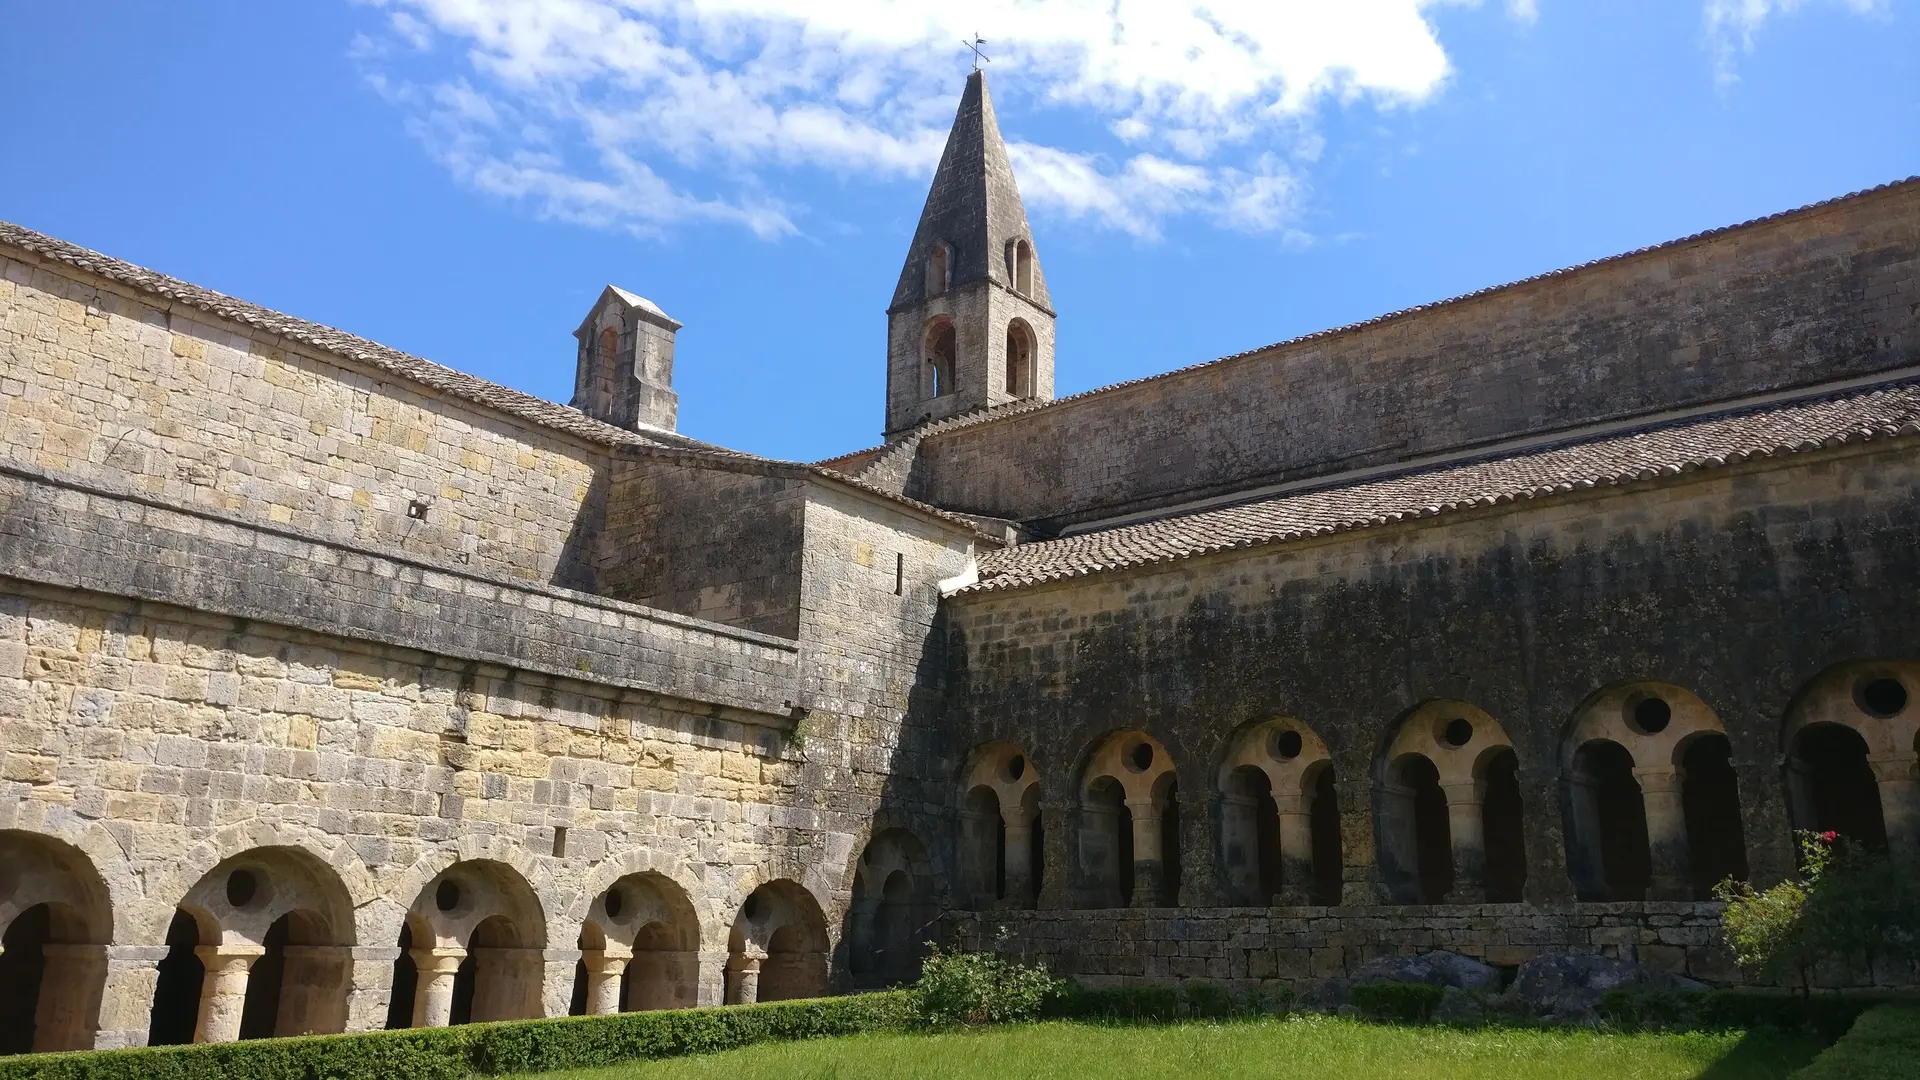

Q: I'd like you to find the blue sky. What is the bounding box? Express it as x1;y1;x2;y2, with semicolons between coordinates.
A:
2;1;1915;461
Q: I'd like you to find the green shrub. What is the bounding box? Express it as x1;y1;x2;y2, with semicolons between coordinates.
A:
0;992;915;1080
1792;1001;1920;1080
914;944;1065;1026
1350;981;1444;1023
1718;831;1920;996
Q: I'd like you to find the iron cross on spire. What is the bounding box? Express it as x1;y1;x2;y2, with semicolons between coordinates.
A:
964;34;989;70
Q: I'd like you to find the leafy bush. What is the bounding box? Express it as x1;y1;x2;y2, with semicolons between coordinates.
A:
914;943;1065;1026
1349;982;1444;1023
1791;1001;1920;1080
0;992;915;1080
1717;831;1920;996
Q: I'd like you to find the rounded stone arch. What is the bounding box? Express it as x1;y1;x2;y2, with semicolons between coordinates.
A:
1562;681;1745;901
394;857;549;1028
1374;700;1522;905
0;831;115;1052
1216;718;1340;906
145;820;375;947
375;834;559;954
958;741;1043;908
3;821;139;946
577;869;701;1014
1004;318;1036;398
150;845;360;1044
922;316;957;399
726;880;830;1004
1782;660;1920;859
1076;729;1181;908
845;828;938;988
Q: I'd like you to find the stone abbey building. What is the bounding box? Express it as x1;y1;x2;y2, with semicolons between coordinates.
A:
2;70;1918;1053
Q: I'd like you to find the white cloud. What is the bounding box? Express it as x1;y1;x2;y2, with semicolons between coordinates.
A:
1704;0;1887;88
355;0;1524;239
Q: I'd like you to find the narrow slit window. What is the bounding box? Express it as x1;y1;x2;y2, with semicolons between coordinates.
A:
894;553;905;596
552;826;568;858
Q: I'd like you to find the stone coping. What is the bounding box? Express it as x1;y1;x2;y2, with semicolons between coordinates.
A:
0;462;805;726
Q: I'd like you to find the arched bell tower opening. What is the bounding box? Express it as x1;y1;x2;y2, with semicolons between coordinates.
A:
884;71;1056;438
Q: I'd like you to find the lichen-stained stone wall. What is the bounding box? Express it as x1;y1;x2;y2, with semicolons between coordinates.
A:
947;902;1747;988
942;440;1920;910
0;253;609;588
909;181;1920;527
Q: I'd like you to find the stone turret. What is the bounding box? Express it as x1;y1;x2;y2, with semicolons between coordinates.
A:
884;70;1056;439
573;285;681;433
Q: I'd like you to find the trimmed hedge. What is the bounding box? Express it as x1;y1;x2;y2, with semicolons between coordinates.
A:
1791;1001;1920;1080
1597;988;1907;1043
0;992;916;1080
1047;982;1289;1023
1349;982;1444;1024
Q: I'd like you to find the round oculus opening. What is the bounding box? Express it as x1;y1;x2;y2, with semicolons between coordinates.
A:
1006;755;1026;782
742;894;761;920
604;888;625;920
1858;677;1909;719
1127;742;1155;772
1441;719;1474;748
225;869;259;908
1271;729;1304;761
1631;696;1672;734
435;879;461;912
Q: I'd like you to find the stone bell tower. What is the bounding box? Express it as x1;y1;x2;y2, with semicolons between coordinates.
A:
573;285;681;433
884;70;1056;439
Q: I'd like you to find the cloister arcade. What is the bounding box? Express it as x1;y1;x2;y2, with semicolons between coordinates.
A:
1;664;1916;1053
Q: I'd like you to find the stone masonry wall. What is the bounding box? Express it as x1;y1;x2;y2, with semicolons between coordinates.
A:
948;902;1741;989
910;180;1920;528
0;250;609;588
0;575;888;1046
943;439;1920;909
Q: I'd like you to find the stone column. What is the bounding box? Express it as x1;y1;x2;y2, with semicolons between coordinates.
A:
1336;777;1380;905
1869;756;1920;865
1635;766;1694;900
1002;808;1037;908
344;945;399;1034
1275;791;1318;907
95;945;170;1049
409;947;466;1028
1440;781;1487;904
583;945;632;1015
1218;792;1261;905
696;945;731;1008
1125;797;1165;907
192;943;265;1044
957;807;998;908
33;943;108;1052
728;957;762;1005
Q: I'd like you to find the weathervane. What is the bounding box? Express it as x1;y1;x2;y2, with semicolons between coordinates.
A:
964;34;990;71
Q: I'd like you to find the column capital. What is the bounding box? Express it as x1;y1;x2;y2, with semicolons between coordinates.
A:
193;944;265;971
583;950;632;976
1439;780;1485;806
1867;755;1918;784
409;946;467;975
1632;765;1685;794
1123;796;1162;815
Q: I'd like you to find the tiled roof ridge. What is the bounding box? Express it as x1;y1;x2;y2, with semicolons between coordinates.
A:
959;377;1920;594
0;219;992;539
907;174;1920;446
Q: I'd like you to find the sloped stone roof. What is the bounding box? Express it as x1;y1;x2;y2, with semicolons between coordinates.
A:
0;219;996;540
963;378;1920;594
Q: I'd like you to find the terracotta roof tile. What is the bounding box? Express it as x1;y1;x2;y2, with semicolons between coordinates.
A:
964;379;1920;594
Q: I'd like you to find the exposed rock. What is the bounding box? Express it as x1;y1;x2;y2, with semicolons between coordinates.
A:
1509;952;1706;1021
1350;950;1502;992
1433;986;1490;1025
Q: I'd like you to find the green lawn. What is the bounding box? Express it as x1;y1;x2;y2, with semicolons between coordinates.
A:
508;1016;1822;1080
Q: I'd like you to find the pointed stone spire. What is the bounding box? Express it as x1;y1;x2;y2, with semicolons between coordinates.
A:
891;70;1050;311
883;71;1056;438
